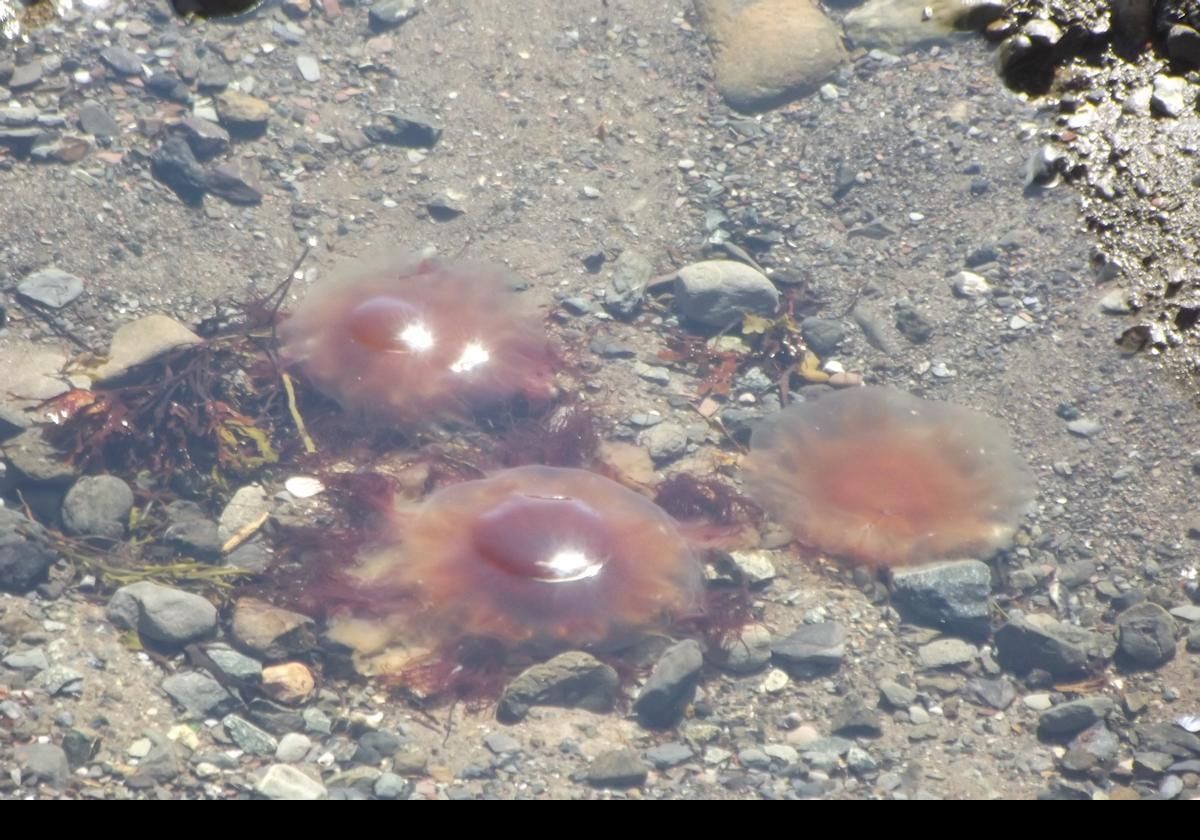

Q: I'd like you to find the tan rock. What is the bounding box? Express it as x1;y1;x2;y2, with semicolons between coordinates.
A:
215;90;271;134
261;662;315;704
697;0;848;112
94;314;202;382
844;0;1003;52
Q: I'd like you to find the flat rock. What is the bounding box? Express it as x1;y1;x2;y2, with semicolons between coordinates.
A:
918;638;977;669
1038;696;1116;739
890;559;991;638
223;714;278;755
206;162;264;206
697;0;848;112
844;0;1003;50
7;62;43;90
61;474;134;539
162;670;235;717
3;428;76;484
219;485;272;546
18;267;84;308
364;110;442;148
215;90;271;135
1062;724;1120;773
674;260;780;329
587;748;648;788
496;651;619;722
106;581;217;646
231;598;317;661
1117;602;1177;667
100;46;142;75
994;614;1105;677
633;639;703;728
369;0;420;31
771;621;845;676
77;102;120;138
645;742;694;769
256;764;327;800
15;743;70;788
831;694;883;737
963;677;1016;710
177;116;231;160
203;643;263;683
275;732;312;763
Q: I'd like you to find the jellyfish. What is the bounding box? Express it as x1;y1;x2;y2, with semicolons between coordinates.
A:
322;465;707;674
743;386;1035;568
279;255;559;425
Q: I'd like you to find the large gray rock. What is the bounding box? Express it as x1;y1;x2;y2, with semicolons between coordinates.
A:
15;743;71;788
697;0;848;112
61;475;134;539
890;560;991;638
1117;602;1177;667
994;614;1109;677
674;260;779;329
17;267;84;309
496;651;619;723
106;581;217;646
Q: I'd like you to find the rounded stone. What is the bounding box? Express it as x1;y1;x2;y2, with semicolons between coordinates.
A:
61;475;134;539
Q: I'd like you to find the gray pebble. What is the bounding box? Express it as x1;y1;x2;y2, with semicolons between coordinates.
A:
203;643;263;683
15;743;70;788
1037;696;1115;738
918;638;977;669
890;559;991;638
994;614;1092;677
3;647;49;673
296;55;320;83
771;622;845;676
645;742;693;769
106;581;217;647
223;714;278;755
878;679;918;710
497;651;618;722
712;623;773;674
78;101;119;138
369;0;420;31
374;772;413;799
800;317;846;355
604;250;652;319
275;732;312;763
587;748;648;788
1066;418;1102;437
162;670;235;717
484;731;522;755
62;475;134;539
634;639;703;728
100;46;142;76
1117;602;1177;667
641;422;688;462
674;260;779;329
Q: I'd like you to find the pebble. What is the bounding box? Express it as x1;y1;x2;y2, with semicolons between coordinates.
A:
963;677;1016;710
369;0;420;31
219;485;272;546
771;622;845;676
952;271;991;298
696;0;848;112
0;506;61;592
712;623;773;674
203;643;263;683
15;743;71;788
894;299;934;344
231;598;317;661
645;742;693;769
878;679;918;710
178;116;230;160
77;102;119;138
17;267;84;309
61;475;134;539
374;772;412;800
1151;75;1188;118
151;136;208;203
918;638;977;669
800;317;846;355
365;110;443;148
587;748;648;788
35;665;83;696
215;90;271;136
496;651;619;722
1066;418;1102;437
256;764;328;800
890;559;991;638
1038;697;1115;738
224;714;279;755
831;694;883;737
100;46;142;76
634;638;703;728
604;249;652;319
3;647;49;672
641;422;688;463
296;55;320;83
161;670;235;717
7;62;43;90
262;662;315;704
106;581;217;646
206;162;264;206
994;614;1092;676
725;549;776;587
673;260;780;329
1061;724;1120;773
1117;602;1177;667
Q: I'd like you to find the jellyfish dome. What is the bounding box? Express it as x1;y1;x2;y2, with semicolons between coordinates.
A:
279;255;559;425
744;386;1036;568
325;466;706;666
